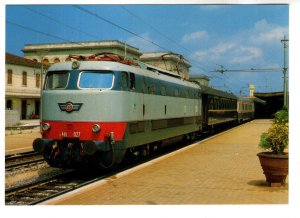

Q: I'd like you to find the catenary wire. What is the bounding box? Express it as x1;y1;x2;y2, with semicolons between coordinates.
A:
74;5;215;74
9;6;214;74
25;6;100;41
119;6;213;73
73;5;172;53
6;20;79;44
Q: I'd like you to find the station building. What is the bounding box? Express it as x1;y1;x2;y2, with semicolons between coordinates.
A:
140;52;191;79
22;40;142;64
254;92;287;118
5;53;48;126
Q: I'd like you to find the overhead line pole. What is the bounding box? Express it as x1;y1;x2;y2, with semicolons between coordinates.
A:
281;35;289;109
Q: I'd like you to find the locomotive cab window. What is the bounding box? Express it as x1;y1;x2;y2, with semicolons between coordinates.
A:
45;71;69;90
129;73;135;90
79;71;114;89
119;72;128;90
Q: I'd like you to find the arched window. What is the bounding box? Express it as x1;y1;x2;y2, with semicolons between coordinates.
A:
65;57;71;62
54;58;60;63
43;58;49;64
36;73;40;88
7;69;12;84
22;71;27;86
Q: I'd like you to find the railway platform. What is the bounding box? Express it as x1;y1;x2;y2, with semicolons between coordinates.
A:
42;119;288;205
5;119;40;156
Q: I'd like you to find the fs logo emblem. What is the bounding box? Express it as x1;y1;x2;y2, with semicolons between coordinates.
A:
58;102;83;113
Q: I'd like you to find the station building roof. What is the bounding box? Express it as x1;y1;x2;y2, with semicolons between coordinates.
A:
6;53;48;68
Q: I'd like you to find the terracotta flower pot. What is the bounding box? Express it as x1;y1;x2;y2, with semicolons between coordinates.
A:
257;152;288;187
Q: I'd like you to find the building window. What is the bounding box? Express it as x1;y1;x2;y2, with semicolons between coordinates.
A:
6;100;12;110
22;71;27;86
54;58;60;63
36;73;40;88
43;58;49;64
7;69;13;84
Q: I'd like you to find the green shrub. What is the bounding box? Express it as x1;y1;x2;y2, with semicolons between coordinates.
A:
274;110;288;124
259;122;288;154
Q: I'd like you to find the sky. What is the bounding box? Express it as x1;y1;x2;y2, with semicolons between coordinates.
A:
5;4;289;95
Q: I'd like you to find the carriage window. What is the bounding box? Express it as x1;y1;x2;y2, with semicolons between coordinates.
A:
79;71;114;89
45;71;69;89
160;85;166;96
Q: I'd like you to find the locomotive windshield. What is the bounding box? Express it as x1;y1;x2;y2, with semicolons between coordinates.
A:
79;71;114;89
45;71;69;90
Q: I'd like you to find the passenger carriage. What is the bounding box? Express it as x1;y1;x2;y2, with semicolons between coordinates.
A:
237;97;255;123
200;85;238;131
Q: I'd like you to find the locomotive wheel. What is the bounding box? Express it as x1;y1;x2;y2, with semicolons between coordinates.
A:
97;149;126;169
98;150;115;169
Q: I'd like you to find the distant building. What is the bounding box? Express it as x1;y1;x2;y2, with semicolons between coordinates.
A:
254;91;288;118
188;74;210;86
23;40;142;64
5;53;48;122
140;52;191;79
23;40;191;79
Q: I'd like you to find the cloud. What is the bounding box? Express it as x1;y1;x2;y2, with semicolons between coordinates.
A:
190;19;287;70
249;19;288;45
181;30;208;43
230;46;262;64
210;42;235;54
191;42;262;65
198;5;224;11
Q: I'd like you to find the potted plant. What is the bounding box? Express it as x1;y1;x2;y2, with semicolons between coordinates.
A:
257;109;289;187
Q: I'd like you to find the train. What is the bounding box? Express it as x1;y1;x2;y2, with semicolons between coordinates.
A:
32;53;263;169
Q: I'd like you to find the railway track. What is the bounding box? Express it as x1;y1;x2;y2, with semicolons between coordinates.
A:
5;151;45;172
5;165;132;205
5;145;187;205
4;127;231;205
5;169;77;205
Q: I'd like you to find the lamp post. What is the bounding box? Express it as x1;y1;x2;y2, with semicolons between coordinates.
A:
37;50;48;120
39;55;44;121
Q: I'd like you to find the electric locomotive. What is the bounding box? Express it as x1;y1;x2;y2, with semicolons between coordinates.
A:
33;54;203;169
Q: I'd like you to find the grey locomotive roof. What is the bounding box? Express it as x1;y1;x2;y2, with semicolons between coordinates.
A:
47;60;200;90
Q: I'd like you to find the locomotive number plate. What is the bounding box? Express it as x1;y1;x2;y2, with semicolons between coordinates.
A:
61;131;81;138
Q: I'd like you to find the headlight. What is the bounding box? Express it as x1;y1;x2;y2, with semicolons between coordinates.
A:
92;124;101;133
42;123;51;131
